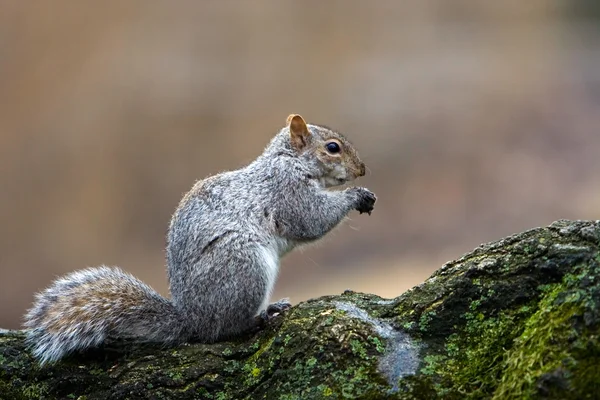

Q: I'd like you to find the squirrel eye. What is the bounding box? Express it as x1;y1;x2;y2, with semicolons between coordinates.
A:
326;142;341;154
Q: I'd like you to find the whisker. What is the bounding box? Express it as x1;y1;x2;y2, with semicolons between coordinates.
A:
305;256;321;268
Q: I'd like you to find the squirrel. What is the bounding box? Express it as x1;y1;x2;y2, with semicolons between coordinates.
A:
23;114;377;365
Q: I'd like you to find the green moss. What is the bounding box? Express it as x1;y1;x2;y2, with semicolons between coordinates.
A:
215;392;230;400
248;341;260;352
402;321;415;330
494;271;600;399
221;348;233;357
419;311;437;332
350;339;368;359
421;355;447;376
283;335;292;346
316;384;333;396
249;336;275;361
241;361;261;387
22;383;49;399
407;253;600;399
168;371;184;382
368;336;385;354
223;359;240;374
417;305;532;398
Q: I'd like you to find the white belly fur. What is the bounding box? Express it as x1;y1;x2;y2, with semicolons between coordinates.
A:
256;245;280;314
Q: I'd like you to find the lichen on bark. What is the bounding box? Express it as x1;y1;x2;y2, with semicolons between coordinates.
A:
1;219;599;399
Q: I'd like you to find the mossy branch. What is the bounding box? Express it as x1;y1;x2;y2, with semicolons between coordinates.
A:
2;220;599;399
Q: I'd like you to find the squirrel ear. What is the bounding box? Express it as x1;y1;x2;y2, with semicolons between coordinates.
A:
287;114;310;150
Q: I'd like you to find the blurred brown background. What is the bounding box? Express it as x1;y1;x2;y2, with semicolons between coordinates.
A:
1;1;599;329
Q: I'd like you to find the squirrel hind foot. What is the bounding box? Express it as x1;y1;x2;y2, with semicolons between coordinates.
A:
258;298;292;323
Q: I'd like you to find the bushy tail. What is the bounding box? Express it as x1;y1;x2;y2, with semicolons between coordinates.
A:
24;266;185;365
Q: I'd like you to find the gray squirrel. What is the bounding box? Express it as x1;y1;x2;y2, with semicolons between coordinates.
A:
24;114;377;365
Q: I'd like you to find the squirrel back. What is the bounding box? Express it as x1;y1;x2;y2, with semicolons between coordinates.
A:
24;114;376;364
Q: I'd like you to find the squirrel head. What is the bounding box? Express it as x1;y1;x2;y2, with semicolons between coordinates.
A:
286;114;366;188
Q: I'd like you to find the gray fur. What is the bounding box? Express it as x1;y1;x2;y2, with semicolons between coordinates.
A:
24;266;185;365
24;118;376;364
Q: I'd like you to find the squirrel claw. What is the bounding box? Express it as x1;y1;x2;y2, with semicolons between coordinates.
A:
259;298;292;322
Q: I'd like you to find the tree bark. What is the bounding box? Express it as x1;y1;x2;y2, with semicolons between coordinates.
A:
1;219;599;400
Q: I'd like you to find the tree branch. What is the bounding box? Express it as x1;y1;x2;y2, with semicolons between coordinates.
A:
2;220;599;399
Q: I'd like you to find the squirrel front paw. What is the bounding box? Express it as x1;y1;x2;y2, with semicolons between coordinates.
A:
348;187;377;215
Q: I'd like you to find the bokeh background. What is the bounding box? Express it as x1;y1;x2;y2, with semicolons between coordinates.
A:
2;1;600;329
